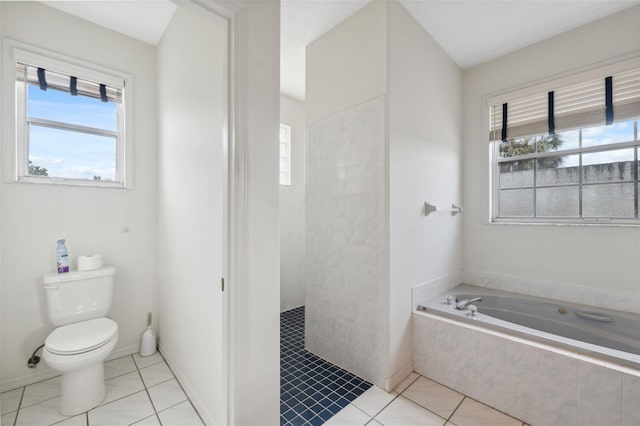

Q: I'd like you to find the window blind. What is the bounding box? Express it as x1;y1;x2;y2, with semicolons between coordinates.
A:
489;58;640;141
16;62;123;103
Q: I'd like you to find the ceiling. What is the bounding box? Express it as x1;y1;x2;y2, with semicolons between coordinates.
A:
40;1;640;102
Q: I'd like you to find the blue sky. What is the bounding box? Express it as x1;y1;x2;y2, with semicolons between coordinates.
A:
28;85;117;180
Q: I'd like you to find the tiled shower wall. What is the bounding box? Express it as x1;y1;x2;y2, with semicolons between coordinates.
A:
305;96;386;386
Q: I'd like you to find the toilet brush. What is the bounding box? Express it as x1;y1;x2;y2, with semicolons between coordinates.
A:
139;312;157;357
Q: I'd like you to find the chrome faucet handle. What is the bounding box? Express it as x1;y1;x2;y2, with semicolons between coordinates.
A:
466;305;478;318
445;295;457;306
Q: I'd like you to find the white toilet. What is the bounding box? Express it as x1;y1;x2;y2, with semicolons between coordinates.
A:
42;266;119;416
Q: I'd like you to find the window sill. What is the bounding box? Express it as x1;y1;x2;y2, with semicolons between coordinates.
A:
489;219;640;228
16;176;125;189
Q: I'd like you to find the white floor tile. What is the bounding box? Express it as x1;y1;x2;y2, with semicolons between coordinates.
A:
139;362;174;387
21;376;60;408
88;390;154;426
393;372;419;394
147;379;187;412
351;386;395;417
1;388;23;415
131;414;161;425
51;414;87;425
403;376;464;419
324;404;370;426
133;352;164;370
104;355;137;380
14;396;67;426
450;398;521;426
158;401;203;426
100;371;145;406
1;411;16;426
375;396;447;426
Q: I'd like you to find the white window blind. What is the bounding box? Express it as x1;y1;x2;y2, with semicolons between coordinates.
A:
489;57;640;141
16;62;123;103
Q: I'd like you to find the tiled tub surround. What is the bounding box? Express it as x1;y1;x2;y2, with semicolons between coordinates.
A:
1;352;203;426
305;96;386;386
420;284;640;369
414;311;640;426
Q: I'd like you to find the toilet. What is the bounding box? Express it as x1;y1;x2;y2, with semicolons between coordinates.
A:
42;266;119;416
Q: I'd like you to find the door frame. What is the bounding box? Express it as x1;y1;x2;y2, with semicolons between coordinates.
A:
177;1;280;424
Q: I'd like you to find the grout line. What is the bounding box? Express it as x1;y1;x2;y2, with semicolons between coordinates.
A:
446;396;466;423
12;386;25;426
133;357;162;425
86;411;89;425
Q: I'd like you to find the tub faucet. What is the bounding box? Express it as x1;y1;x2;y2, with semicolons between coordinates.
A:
456;297;482;310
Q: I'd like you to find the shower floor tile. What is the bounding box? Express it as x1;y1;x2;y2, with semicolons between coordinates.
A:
280;306;372;426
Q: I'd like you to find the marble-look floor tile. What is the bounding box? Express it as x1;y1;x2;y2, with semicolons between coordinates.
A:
131;414;161;425
104;355;136;380
51;414;87;425
374;396;446;426
157;401;203;426
450;398;521;426
133;352;164;370
14;396;67;426
1;411;17;426
88;390;154;426
147;379;187;412
393;372;419;394
21;377;60;408
351;386;395;417
403;377;464;419
1;388;23;415
139;362;174;387
100;371;145;406
324;404;370;426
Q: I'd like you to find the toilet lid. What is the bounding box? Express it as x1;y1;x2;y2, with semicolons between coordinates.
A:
46;318;118;355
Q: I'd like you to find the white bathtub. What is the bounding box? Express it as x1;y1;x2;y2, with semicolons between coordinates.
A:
413;284;640;425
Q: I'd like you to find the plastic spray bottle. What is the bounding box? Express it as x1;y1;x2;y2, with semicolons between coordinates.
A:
56;239;69;273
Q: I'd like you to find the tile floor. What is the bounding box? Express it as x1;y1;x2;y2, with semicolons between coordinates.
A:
1;352;203;426
281;307;372;426
325;373;529;426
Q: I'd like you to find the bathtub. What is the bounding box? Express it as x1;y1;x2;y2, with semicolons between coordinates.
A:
418;283;640;369
413;284;640;424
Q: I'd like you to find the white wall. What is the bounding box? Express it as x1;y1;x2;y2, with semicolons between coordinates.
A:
280;94;306;312
156;6;226;425
306;0;387;124
387;1;463;387
463;5;640;310
0;2;158;391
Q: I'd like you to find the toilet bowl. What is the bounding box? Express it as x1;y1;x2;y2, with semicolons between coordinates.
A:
43;317;119;415
43;267;118;416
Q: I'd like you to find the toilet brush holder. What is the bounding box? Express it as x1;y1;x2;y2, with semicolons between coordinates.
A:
139;312;157;357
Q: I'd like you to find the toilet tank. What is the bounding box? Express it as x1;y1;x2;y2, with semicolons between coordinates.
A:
43;266;116;326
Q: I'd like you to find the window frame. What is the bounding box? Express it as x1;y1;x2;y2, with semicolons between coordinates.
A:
488;55;640;226
491;121;640;225
279;123;291;186
7;42;133;188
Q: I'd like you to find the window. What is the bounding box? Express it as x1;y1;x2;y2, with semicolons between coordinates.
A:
14;49;126;187
279;124;291;185
490;58;640;224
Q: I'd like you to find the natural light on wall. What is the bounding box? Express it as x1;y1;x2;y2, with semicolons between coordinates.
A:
489;57;640;224
280;123;292;186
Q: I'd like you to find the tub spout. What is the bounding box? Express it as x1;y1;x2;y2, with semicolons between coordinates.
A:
456;297;483;310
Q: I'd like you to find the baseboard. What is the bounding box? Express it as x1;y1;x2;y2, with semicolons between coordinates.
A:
0;344;140;393
384;360;414;393
158;344;217;426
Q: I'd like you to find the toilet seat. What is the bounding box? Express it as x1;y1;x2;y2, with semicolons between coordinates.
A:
46;318;118;355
